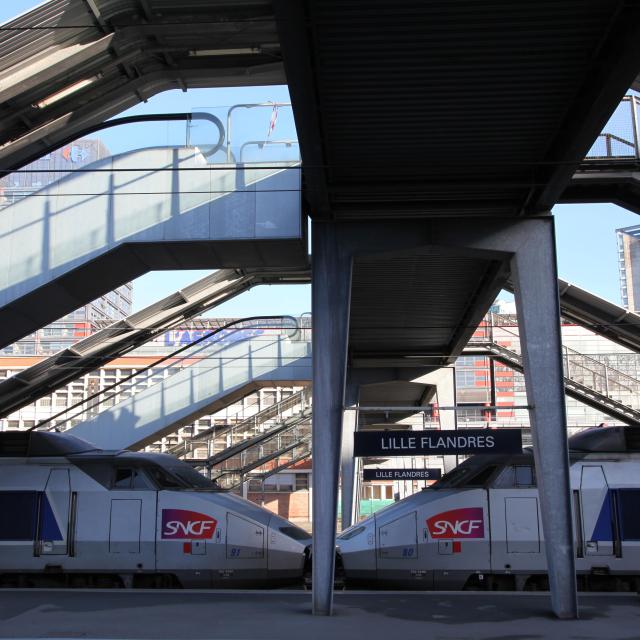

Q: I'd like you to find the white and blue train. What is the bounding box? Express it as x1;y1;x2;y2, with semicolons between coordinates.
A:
0;431;310;588
338;426;640;591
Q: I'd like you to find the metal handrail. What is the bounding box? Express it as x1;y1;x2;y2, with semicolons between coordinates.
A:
253;449;312;482
214;420;312;470
174;388;312;464
481;312;640;396
206;408;312;468
585;95;640;160
238;139;299;163
34;316;298;432
562;345;639;394
213;432;312;488
225;102;292;162
168;387;310;456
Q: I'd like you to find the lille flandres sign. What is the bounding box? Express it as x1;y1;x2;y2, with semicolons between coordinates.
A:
362;468;442;481
354;429;523;456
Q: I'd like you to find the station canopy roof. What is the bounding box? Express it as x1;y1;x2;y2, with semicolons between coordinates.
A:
0;0;285;171
2;0;640;381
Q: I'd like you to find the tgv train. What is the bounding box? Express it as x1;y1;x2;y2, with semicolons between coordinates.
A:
0;431;310;588
338;426;640;591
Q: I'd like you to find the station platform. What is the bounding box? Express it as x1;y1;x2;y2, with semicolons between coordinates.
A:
0;590;638;639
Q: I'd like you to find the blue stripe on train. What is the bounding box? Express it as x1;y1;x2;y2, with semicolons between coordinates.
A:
590;489;640;542
590;491;613;542
39;494;63;541
0;491;63;541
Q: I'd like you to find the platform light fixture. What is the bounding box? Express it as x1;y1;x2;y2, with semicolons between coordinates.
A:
34;74;102;109
188;47;262;57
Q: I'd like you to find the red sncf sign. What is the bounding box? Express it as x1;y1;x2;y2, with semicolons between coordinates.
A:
426;507;485;539
161;509;217;539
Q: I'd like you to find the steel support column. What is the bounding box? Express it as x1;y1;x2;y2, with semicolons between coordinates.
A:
510;217;578;619
311;221;352;616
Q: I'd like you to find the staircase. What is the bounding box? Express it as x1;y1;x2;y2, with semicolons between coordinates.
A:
67;327;311;450
207;423;312;490
170;386;311;461
0;146;305;350
466;316;640;425
176;387;313;490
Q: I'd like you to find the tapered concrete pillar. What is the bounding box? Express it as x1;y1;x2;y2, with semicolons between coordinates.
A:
422;368;456;429
511;217;578;619
311;221;352;616
423;368;458;472
340;383;359;530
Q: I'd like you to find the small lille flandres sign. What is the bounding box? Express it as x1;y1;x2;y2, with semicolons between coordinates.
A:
354;429;522;457
362;468;442;481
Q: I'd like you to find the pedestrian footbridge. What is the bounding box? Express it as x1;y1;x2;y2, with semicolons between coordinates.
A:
68;328;311;451
564;94;640;213
0;146;305;349
0;267;309;419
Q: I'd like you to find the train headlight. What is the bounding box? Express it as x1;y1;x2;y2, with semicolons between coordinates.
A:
337;526;365;540
279;526;312;542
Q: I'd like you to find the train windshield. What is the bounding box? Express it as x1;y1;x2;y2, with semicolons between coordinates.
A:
167;466;218;489
431;461;498;489
148;463;219;490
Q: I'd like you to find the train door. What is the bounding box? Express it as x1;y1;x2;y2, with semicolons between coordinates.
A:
376;510;420;584
377;511;418;562
109;500;142;553
579;465;614;557
106;468;156;570
38;468;72;556
226;513;266;564
489;465;542;573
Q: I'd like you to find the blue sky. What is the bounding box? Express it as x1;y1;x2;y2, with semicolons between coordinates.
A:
3;1;639;316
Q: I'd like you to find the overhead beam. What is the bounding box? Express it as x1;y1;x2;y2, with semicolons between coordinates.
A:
525;4;640;213
0;64;284;173
273;0;331;218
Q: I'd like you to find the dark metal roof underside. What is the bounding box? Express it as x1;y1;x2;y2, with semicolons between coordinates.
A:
349;248;507;366
0;0;284;171
3;0;639;376
277;0;640;219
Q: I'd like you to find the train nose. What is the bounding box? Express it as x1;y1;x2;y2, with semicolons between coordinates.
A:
299;542;344;589
266;519;311;586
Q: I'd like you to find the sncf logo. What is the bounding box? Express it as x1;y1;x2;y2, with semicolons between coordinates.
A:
161;509;217;540
427;507;485;539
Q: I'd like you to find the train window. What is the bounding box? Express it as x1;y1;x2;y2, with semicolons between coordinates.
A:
493;466;515;488
463;465;498;487
0;491;38;540
114;469;134;488
432;461;477;488
492;465;537;488
167;466;217;490
515;465;536;487
618;489;640;540
113;468;152;490
145;463;216;490
147;466;184;489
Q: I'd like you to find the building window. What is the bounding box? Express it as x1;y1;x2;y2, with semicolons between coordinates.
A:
361;484;394;500
261;390;277;408
263;473;295;492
